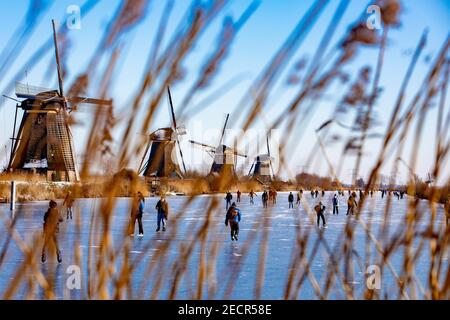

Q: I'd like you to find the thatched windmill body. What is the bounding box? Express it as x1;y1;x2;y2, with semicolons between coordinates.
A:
7;20;112;182
189;114;247;180
248;134;274;182
138;87;187;179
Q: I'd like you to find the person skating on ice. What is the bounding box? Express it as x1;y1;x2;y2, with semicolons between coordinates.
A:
225;202;241;241
41;200;63;263
288;192;294;209
155;195;169;232
332;194;339;215
314;201;327;228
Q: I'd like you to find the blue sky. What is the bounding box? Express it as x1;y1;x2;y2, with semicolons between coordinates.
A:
0;0;449;185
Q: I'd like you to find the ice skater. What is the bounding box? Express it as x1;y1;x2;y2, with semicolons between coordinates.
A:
314;201;327;228
249;190;257;204
393;191;400;200
41;200;63;263
237;190;241;203
346;195;357;215
129;191;145;236
225;191;233;209
155;195;169;232
297;190;303;206
262;190;269;208
225;202;241;241
63;191;74;220
272;190;278;204
332;194;339;215
288;192;294;209
269;189;274;204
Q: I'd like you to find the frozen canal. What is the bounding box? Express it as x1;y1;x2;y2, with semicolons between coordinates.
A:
0;192;448;300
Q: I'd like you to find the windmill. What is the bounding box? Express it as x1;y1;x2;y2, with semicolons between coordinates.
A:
7;20;112;182
189;113;247;180
138;87;187;179
425;172;434;187
248;133;274;182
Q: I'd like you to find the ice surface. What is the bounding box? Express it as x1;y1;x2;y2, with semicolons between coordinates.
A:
0;192;448;300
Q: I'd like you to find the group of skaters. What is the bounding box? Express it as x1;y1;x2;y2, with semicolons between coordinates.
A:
128;192;170;236
40;188;450;262
223;188;415;231
226;190;278;208
40;190;170;264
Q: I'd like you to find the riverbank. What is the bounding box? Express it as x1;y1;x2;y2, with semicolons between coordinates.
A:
1;173;448;204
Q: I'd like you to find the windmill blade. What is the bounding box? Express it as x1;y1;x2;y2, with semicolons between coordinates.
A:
270;160;275;178
138;139;152;174
66;97;113;106
167;86;186;173
316;119;333;132
248;162;255;176
218;113;230;147
15;82;55;99
232;150;248;158
167;86;177;130
234;138;238;169
52;20;64;98
257;135;260;155
177;140;187;174
189;140;216;151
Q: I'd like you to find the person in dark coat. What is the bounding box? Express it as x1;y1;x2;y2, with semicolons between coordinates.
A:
288;192;294;209
225;191;233;209
332;194;339;215
262;191;269;208
249;190;257;204
155;195;169;232
314;201;327;228
225;202;241;241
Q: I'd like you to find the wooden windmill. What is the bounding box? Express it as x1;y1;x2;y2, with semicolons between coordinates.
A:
138;87;187;179
425;172;434;187
189;114;247;180
7;20;112;182
248;133;274;182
